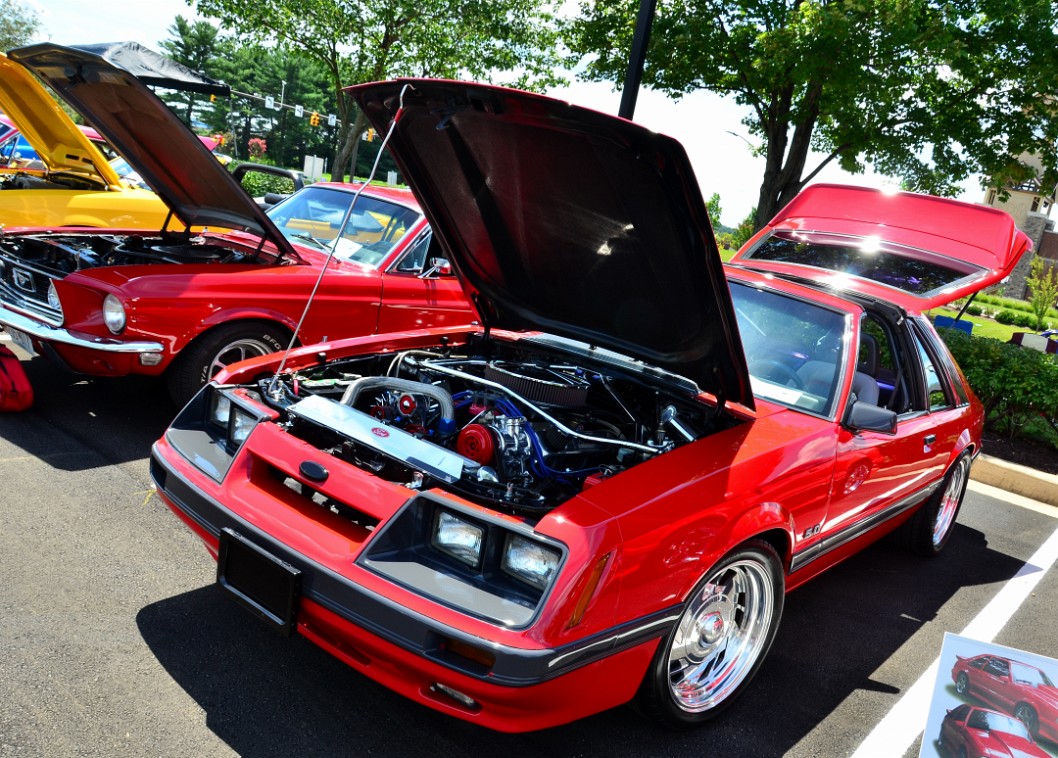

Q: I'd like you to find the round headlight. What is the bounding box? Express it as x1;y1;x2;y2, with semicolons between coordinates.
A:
47;281;63;318
102;294;126;334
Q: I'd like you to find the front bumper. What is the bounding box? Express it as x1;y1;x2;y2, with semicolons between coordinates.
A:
0;302;164;355
149;441;674;731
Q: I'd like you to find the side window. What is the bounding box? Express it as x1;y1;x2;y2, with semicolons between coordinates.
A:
916;316;969;405
948;703;971;722
860;315;903;411
911;327;951;412
393;231;432;273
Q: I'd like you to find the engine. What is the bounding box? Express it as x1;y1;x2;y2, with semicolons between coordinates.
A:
256;341;730;514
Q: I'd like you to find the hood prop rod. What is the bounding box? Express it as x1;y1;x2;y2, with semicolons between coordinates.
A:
266;84;413;399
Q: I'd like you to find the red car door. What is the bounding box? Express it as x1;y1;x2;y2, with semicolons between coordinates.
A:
376;231;474;334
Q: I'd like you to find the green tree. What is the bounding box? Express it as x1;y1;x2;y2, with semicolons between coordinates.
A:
159;16;223;127
1026;256;1058;331
564;0;1058;231
192;0;565;180
0;0;38;49
705;192;722;231
731;207;757;249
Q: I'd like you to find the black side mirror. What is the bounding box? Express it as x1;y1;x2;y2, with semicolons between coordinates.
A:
843;400;897;434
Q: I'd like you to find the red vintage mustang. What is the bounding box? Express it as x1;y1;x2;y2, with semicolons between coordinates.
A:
151;79;1029;731
953;653;1058;742
0;45;472;404
939;704;1050;758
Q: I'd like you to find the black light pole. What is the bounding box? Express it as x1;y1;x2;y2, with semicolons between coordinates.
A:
618;0;658;120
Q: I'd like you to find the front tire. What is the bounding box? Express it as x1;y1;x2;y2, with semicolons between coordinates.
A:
895;451;972;556
955;671;969;696
637;539;784;728
1015;703;1039;737
166;322;289;406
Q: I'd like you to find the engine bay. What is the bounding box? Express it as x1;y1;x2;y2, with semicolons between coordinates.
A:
249;337;736;514
0;230;264;278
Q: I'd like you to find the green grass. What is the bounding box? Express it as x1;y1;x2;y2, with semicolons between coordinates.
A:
930;306;1022;342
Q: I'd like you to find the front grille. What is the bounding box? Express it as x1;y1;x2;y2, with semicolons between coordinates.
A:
266;464;380;532
0;257;62;323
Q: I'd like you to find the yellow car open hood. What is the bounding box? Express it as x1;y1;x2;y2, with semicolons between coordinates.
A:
0;53;122;187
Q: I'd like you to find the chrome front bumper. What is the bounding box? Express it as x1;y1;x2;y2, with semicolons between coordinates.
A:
0;304;164;355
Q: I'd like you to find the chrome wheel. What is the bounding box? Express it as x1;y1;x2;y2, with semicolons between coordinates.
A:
955;672;969;695
666;556;777;712
208;337;276;378
932;456;970;548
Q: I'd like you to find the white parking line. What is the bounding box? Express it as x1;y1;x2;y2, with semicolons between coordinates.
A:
849;510;1058;758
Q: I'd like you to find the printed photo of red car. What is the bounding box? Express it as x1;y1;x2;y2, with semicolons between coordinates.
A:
939;704;1051;758
952;653;1058;743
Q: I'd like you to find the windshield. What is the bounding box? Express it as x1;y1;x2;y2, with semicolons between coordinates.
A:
266;185;422;268
966;709;1032;738
741;230;983;298
730;281;849;418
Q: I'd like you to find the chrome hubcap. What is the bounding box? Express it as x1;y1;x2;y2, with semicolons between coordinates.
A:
667;559;774;712
932;458;968;547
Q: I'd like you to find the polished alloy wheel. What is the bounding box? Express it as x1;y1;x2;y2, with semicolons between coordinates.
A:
666;558;776;712
209;337;276;378
932;456;969;548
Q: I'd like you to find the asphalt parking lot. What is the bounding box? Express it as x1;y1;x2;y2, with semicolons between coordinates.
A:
2;343;1057;758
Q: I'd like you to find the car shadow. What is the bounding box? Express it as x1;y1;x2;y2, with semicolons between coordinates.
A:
0;350;177;470
136;523;1029;757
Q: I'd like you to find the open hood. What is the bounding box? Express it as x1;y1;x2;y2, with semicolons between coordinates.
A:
72;42;231;97
7;43;294;249
350;79;751;407
731;184;1032;311
0;53;122;186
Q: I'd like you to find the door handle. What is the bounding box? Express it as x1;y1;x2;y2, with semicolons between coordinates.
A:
924;434;937;446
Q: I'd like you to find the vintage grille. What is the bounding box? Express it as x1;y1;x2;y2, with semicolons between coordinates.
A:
0;257;62;323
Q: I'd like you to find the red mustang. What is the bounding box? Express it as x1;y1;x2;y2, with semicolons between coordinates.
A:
953;653;1058;742
152;79;1028;731
939;704;1050;758
0;45;472;404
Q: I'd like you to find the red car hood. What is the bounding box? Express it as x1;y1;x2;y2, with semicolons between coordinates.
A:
7;43;297;258
972;729;1048;758
731;184;1031;311
349;79;752;407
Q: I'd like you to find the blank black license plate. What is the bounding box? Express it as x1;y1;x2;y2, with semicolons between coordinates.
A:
217;528;301;636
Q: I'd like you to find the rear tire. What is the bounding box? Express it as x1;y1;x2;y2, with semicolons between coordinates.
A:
894;451;972;556
166;322;288;406
636;539;784;728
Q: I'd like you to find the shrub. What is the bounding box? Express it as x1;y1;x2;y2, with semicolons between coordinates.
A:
994;309;1019;325
938;328;1058;443
1014;312;1037;328
1026;256;1058;331
965;304;983;316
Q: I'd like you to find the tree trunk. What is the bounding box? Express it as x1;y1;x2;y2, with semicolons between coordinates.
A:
332;111;369;181
753;81;824;231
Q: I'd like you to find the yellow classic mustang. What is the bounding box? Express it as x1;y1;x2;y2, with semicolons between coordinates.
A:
0;52;172;229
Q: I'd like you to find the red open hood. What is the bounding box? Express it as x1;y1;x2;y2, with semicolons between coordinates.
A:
350;79;752;407
731;184;1032;311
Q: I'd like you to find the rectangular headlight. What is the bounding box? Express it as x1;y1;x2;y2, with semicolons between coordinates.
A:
432;510;484;568
230;406;257;445
210;393;232;427
502;534;560;591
